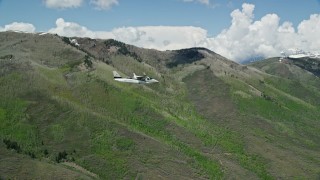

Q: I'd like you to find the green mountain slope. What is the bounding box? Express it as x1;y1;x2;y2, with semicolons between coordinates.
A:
0;32;319;179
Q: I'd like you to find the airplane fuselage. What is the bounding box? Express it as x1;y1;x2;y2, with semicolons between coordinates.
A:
113;71;159;84
114;78;147;84
114;77;159;84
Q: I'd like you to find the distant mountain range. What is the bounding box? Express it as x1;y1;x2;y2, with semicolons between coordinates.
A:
1;31;320;179
281;48;320;59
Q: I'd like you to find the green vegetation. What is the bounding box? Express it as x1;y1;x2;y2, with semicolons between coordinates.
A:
3;139;21;153
0;54;13;60
84;55;93;68
0;31;320;179
105;39;142;62
62;37;71;44
167;48;205;67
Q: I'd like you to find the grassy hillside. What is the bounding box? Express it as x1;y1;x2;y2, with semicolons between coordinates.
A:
0;32;319;179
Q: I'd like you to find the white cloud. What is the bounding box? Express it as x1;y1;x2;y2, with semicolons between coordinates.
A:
203;3;320;61
183;0;210;5
44;0;118;10
90;0;118;10
111;26;207;50
0;22;36;33
48;18;114;38
278;22;294;33
47;8;320;62
48;18;207;50
297;14;320;50
3;3;320;62
49;18;95;37
44;0;83;9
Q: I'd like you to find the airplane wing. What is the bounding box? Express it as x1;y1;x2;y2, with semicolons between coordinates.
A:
133;73;145;80
136;76;145;81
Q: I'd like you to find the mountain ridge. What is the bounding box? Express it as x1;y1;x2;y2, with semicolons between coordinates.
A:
0;31;319;179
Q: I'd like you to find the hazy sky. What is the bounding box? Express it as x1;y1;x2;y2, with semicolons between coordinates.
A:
1;0;320;62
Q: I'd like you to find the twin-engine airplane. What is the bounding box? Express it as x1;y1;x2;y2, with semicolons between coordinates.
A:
113;71;159;84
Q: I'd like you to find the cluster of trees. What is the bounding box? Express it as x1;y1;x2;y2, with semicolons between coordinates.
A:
2;139;76;161
104;39;142;62
292;58;320;77
84;55;93;68
55;150;68;163
261;92;273;101
167;48;205;68
3;139;21;153
55;150;76;163
62;37;71;44
3;139;37;158
0;54;13;60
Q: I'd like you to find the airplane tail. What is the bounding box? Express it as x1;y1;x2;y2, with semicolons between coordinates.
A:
133;73;138;79
113;71;122;78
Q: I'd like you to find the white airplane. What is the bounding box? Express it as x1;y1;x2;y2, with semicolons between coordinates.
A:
113;71;159;84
